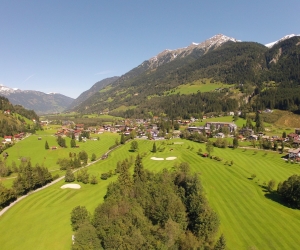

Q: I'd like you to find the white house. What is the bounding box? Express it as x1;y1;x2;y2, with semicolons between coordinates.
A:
288;148;300;158
4;136;12;143
215;132;225;138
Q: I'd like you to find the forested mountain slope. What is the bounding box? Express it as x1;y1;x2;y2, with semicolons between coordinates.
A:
72;35;300;118
0;96;40;137
67;76;119;110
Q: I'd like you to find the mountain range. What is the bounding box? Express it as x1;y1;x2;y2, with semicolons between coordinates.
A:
0;85;74;114
69;33;300;118
1;33;300;117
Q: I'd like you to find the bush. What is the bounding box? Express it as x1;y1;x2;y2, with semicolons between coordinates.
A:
90;175;98;184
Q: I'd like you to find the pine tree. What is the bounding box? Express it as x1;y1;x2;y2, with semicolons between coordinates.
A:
133;154;146;183
282;131;287;138
45;140;49;150
152;142;157;153
233;137;239;149
117;161;132;196
70;139;76;148
120;133;125;144
255;112;264;132
214;234;226;250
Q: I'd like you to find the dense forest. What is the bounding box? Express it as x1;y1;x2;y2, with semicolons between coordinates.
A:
72;36;300;119
111;91;239;119
70;156;224;249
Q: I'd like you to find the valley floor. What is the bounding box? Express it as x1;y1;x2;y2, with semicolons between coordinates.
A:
1;137;300;249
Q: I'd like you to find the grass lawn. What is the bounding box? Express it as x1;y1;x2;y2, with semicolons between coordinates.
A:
0;132;120;188
164;79;234;96
1;138;300;249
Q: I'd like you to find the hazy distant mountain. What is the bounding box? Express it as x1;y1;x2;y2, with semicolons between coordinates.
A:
67;76;119;110
0;85;74;114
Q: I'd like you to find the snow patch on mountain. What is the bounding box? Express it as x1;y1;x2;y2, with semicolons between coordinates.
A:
265;34;300;48
0;84;18;93
148;34;239;65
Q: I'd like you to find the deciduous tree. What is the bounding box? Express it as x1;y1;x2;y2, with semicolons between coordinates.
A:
130;141;138;152
70;206;90;231
206;140;214;156
65;169;75;182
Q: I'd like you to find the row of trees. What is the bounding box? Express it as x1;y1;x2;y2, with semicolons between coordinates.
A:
0;160;54;209
70;155;225;249
65;168;98;185
57;151;89;170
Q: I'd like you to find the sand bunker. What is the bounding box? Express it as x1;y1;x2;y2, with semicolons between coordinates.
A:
61;184;81;189
174;142;184;144
166;157;177;160
150;157;164;161
150;157;177;161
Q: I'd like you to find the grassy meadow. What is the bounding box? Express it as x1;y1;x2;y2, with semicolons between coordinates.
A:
1;138;300;249
0;130;119;188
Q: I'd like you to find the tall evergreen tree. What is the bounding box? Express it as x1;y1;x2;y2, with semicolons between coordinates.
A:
152;142;157;153
233;137;239;149
133;154;146;183
117;161;133;196
70;139;76;148
255;112;264;132
214;234;226;250
120;133;126;144
45;140;49;150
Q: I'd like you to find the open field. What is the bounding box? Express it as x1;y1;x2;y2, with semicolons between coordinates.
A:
164;79;234;96
1;138;300;249
0;132;119;188
40;113;124;123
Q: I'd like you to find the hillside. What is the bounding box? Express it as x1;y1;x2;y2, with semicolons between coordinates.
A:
0;96;39;138
67;76;119;110
71;34;300;119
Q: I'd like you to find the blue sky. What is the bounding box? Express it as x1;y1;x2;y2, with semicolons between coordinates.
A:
1;0;299;98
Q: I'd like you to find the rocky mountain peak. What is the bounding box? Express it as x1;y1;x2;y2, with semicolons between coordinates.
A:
147;34;239;69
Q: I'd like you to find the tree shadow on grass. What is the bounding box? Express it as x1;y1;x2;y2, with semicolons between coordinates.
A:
258;184;268;192
264;191;294;209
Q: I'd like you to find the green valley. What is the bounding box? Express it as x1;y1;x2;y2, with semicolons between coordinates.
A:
1;135;300;249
